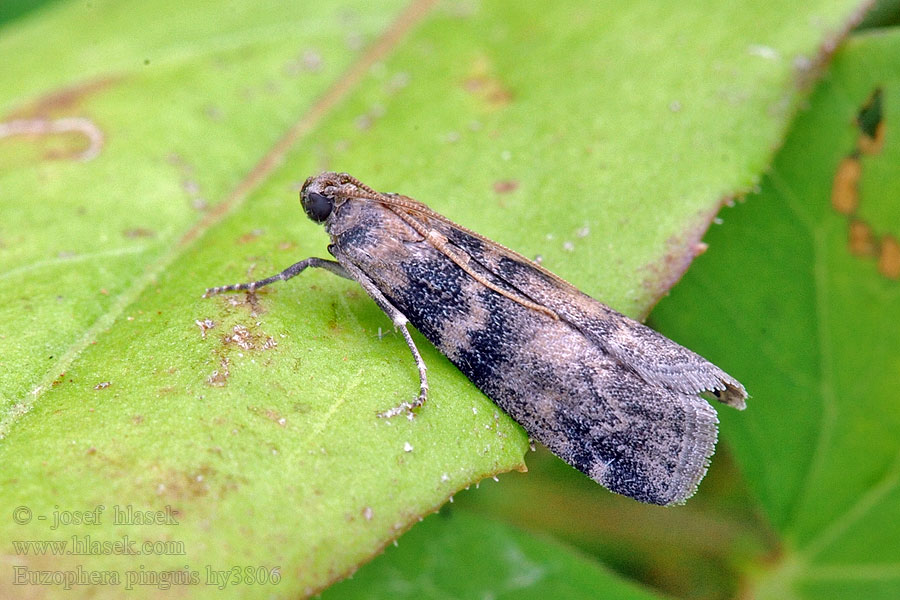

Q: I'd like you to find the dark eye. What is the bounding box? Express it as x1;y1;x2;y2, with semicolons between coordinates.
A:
302;191;334;223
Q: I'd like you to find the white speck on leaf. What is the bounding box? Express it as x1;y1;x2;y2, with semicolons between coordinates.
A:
748;44;779;60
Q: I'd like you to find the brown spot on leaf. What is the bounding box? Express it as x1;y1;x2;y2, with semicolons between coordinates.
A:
833;88;894;277
123;228;156;238
245;292;264;316
206;322;277;386
463;56;513;109
878;235;900;280
218;290;267;317
195;318;216;338
248;405;288;427
848;220;876;257
9;77;119;119
493;179;519;194
51;372;67;388
224;325;254;350
831;156;860;215
153;464;240;502
237;229;265;244
206;356;230;387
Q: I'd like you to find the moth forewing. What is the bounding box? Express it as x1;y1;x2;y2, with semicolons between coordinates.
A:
400;207;748;404
204;171;748;506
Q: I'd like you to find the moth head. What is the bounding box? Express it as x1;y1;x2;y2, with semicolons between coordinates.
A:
299;173;342;224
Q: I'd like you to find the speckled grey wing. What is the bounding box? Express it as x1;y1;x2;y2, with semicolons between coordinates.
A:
410;210;748;504
334;199;745;504
428;214;748;409
465;322;723;505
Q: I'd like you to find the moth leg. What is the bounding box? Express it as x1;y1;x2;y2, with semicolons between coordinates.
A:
334;256;429;419
203;257;350;297
377;317;429;420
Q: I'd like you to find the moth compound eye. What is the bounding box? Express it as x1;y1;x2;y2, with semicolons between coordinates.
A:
302;191;334;223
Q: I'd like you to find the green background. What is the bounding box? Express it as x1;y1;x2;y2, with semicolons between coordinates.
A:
1;0;897;598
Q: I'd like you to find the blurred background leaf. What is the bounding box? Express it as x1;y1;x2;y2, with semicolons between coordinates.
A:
325;509;667;600
430;16;900;600
652;26;900;599
1;0;891;598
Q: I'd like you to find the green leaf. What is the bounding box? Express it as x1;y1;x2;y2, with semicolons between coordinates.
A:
855;0;900;29
324;509;666;600
448;447;773;599
0;0;64;27
0;0;868;597
652;28;900;599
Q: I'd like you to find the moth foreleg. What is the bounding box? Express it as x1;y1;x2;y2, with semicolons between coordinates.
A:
377;314;429;420
203;257;350;297
333;255;429;419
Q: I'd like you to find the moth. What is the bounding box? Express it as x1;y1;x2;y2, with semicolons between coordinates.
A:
205;172;747;505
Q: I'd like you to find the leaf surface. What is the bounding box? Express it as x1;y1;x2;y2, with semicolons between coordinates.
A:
0;0;868;597
653;28;900;599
